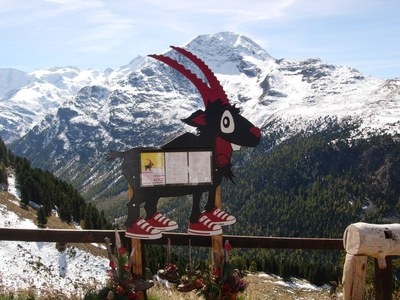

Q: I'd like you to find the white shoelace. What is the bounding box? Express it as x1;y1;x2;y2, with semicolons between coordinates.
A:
137;219;157;232
213;208;228;219
199;216;215;229
155;213;170;225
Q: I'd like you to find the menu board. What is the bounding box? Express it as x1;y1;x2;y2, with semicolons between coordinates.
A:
188;152;212;184
140;151;212;187
165;152;189;184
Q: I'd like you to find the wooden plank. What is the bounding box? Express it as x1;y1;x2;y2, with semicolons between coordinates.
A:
131;238;143;275
0;227;116;243
131;238;146;299
0;228;344;249
211;185;223;268
127;184;146;299
215;185;221;207
220;235;344;250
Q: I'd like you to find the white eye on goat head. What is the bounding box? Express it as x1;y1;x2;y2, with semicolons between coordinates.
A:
221;110;235;133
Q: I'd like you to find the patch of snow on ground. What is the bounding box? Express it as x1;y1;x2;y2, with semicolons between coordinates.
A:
7;173;20;201
0;175;109;297
274;278;323;291
256;272;328;292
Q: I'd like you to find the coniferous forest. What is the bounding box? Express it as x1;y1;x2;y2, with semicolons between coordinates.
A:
223;118;400;286
154;118;400;286
0;137;110;229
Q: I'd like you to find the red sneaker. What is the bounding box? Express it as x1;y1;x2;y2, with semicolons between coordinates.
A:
188;215;222;236
201;207;236;226
146;212;178;231
125;218;162;239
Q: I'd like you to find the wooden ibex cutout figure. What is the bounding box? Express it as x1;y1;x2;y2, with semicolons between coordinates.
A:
108;46;261;239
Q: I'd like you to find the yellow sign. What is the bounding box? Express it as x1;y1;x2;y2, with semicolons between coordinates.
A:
140;152;165;186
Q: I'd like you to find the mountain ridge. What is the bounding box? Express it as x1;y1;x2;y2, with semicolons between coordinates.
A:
0;60;146;143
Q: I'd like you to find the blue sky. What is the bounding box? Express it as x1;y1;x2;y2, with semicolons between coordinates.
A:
1;0;399;79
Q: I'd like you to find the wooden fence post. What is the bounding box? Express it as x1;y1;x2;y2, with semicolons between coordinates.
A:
343;222;400;300
211;185;223;269
128;184;146;299
342;253;368;300
375;256;392;300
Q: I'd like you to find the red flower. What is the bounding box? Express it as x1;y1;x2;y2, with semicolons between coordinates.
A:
116;285;125;294
165;263;176;271
118;246;127;255
123;264;130;270
224;242;232;252
109;261;117;269
222;283;232;295
213;267;222;277
195;278;204;287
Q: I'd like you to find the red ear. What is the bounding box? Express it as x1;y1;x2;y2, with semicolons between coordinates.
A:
182;109;206;127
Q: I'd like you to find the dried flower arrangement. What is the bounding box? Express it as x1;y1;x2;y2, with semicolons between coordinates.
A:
84;231;153;300
177;241;248;300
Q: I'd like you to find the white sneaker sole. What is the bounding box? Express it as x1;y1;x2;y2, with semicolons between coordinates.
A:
152;224;178;231
210;218;236;226
125;231;162;239
188;228;223;236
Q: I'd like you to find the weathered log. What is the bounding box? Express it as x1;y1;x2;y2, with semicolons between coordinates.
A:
344;222;400;269
342;253;368;300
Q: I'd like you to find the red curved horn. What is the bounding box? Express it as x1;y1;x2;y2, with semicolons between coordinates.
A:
170;46;229;106
148;47;230;107
148;54;210;104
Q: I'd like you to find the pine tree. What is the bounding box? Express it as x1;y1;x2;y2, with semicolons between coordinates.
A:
59;201;72;223
71;197;82;222
0;138;9;166
83;205;95;229
20;176;34;206
0;162;8;189
37;207;48;228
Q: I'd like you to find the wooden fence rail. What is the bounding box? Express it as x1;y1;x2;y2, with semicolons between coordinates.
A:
0;228;393;299
0;228;343;250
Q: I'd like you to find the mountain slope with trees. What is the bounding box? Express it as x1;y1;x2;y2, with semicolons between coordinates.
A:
158;118;400;239
153;119;400;285
0;137;110;229
221;119;400;285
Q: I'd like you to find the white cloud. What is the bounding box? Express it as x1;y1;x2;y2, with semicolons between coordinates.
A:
68;21;136;54
43;0;104;12
123;0;382;25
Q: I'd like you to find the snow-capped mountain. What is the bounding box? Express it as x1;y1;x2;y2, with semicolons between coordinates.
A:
6;32;400;202
255;59;400;135
0;59;146;143
0;68;31;98
0;66;101;142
